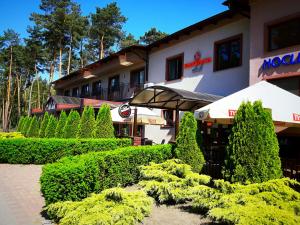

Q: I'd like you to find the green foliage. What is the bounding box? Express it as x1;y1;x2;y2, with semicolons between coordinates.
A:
40;144;172;205
21;116;31;135
77;107;95;138
0;138;131;164
63;110;80;138
224;101;282;183
45;115;58;138
55;111;67;138
26;116;40;137
120;33;139;49
139;160;300;225
175;112;205;173
0;132;24;139
93;104;114;138
39;112;49;138
16;116;25;132
47;188;153;225
139;27;168;45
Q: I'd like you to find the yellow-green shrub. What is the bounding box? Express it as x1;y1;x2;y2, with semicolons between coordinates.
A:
0;132;24;139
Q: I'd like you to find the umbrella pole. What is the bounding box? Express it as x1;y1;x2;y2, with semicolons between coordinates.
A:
133;107;138;136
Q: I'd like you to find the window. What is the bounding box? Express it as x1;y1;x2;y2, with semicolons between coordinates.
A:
81;84;90;97
267;16;300;51
64;90;70;96
214;34;242;71
108;75;120;91
166;54;184;81
162;110;174;127
92;81;102;96
72;87;79;97
130;68;145;88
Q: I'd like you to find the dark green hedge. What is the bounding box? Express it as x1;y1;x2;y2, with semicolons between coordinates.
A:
0;138;131;164
40;144;173;205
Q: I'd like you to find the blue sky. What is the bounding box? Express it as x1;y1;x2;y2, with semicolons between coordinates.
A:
0;0;227;39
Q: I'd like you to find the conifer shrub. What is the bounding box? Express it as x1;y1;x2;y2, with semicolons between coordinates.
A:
77;106;95;138
93;104;114;138
55;111;67;138
16;116;25;132
45;115;58;138
224;101;282;183
175;112;205;173
40;144;172;204
39;112;49;138
63;110;80;138
21;116;32;135
47;188;153;225
26;116;40;137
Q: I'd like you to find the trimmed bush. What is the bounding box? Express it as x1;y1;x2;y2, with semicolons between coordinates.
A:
224;101;282;183
21;116;31;135
175;112;205;173
63;110;80;138
77;106;95;138
16;116;25;132
39;112;49;138
0;132;24;139
55;111;67;138
45;115;58;138
40;144;173;205
0;138;131;164
93;104;114;138
47;188;153;225
26;116;40;137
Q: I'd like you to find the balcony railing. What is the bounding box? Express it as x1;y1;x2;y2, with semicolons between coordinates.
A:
80;82;144;101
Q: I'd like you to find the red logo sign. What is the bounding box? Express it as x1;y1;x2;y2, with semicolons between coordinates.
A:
228;110;237;117
293;113;300;121
118;104;131;118
184;51;212;71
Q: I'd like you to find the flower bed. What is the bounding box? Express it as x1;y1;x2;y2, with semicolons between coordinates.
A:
0;138;131;164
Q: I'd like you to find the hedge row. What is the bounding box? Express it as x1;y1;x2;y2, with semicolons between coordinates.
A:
40;144;173;205
0;132;24;139
0;138;131;164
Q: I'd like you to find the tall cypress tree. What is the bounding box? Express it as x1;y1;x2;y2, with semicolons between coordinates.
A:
39;112;50;138
17;116;25;132
26;116;40;137
55;111;67;138
224;101;282;183
175;112;205;173
63;110;80;138
77;106;95;138
21;116;32;135
93;104;114;138
45;115;58;138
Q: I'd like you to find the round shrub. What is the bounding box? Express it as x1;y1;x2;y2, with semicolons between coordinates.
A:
77;106;95;138
224;101;282;183
175;112;205;173
93;104;114;138
55;111;67;138
39;112;49;138
45;115;58;138
63;110;80;138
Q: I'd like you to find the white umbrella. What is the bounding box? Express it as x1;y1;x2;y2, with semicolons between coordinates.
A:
194;81;300;127
111;106;165;125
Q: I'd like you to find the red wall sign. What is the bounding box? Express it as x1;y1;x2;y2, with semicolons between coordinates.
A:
293;113;300;122
228;109;237;117
184;51;212;72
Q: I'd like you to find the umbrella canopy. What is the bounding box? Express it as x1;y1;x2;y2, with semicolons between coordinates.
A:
111;106;165;125
194;81;300;127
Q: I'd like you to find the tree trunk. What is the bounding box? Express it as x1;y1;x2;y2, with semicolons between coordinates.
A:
59;43;62;78
67;34;73;75
28;77;34;117
99;35;104;60
80;40;83;68
16;75;21;117
49;51;56;96
35;64;41;109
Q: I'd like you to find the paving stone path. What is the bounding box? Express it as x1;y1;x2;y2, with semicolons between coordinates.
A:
0;164;53;225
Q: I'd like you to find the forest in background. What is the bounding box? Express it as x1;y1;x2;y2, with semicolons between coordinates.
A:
0;0;168;131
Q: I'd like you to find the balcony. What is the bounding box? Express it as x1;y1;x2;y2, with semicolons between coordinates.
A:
80;82;144;102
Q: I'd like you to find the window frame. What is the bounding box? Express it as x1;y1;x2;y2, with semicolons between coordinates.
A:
92;80;102;96
214;33;243;71
130;67;145;88
72;87;79;97
81;84;90;97
264;12;300;52
165;53;184;82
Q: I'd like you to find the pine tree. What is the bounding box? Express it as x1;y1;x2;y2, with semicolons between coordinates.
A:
26;116;40;137
77;106;95;138
17;116;25;132
45;115;58;138
175;112;205;173
39;112;49;138
63;110;80;138
224;101;282;183
55;111;67;138
93;104;114;138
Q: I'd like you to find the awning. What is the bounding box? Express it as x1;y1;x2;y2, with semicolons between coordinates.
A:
111;106;165;125
194;81;300;127
129;85;222;111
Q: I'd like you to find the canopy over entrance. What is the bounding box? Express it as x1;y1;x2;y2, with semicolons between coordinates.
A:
129;85;222;137
194;81;300;128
